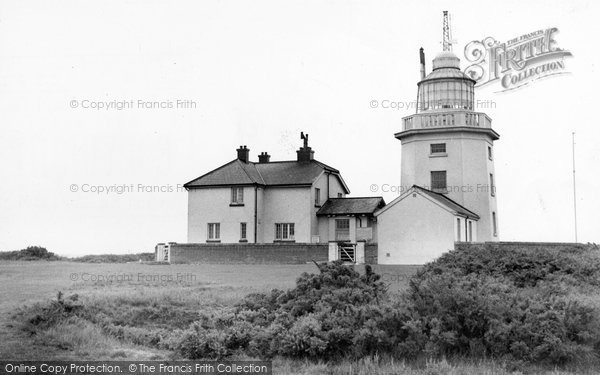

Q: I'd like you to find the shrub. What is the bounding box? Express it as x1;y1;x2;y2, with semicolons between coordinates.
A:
173;262;401;360
19;291;83;333
70;253;154;263
174;249;600;364
0;246;60;261
424;244;600;288
400;246;600;364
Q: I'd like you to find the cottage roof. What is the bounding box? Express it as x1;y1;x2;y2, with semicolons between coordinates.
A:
317;197;385;216
375;185;480;220
183;159;350;193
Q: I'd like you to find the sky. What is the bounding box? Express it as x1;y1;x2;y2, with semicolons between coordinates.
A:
0;0;598;256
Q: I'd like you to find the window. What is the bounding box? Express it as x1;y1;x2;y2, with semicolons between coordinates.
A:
315;188;321;206
431;171;447;192
357;217;370;228
337;193;343;198
275;223;295;241
207;223;220;241
490;173;495;197
240;222;247;241
430;143;446;154
335;219;350;241
231;187;243;204
456;218;461;241
488;146;493;160
492;212;498;237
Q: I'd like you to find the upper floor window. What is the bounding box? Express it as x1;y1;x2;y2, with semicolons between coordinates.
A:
430;143;447;155
231;187;243;205
275;223;295;241
335;218;350;241
431;171;447;192
490;173;495;197
488;146;493;160
207;223;220;241
315;188;321;206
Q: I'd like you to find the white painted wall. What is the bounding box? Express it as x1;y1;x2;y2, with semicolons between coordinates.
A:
376;192;457;265
261;187;311;243
186;173;349;244
312;172;347;243
400;131;498;241
187;186;256;243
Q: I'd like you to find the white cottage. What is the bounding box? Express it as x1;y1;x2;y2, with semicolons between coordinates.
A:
375;185;479;264
183;136;383;245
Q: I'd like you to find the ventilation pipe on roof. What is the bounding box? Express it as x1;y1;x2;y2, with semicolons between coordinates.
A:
420;47;426;80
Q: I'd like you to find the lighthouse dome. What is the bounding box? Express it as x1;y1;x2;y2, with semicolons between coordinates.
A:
432;51;461;70
416;50;476;112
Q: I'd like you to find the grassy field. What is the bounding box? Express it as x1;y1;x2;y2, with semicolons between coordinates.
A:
0;260;594;374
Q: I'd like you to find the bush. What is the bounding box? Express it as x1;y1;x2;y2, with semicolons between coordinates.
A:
0;246;60;261
401;272;599;363
19;291;83;333
172;262;403;360
173;249;600;365
70;253;154;263
424;244;600;288
398;245;600;364
16;246;600;367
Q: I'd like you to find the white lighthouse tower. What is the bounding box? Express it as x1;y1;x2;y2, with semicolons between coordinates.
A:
396;12;500;241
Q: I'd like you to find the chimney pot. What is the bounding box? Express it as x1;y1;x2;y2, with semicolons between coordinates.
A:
237;146;250;163
258;152;271;163
297;131;314;162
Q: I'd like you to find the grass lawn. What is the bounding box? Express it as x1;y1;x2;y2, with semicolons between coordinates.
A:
1;260;594;374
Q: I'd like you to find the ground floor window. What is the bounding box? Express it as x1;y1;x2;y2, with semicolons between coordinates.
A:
240;222;247;241
207;223;220;240
275;223;295;241
456;218;461;241
492;212;498;237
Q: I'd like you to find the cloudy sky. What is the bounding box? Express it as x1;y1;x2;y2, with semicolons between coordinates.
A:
0;0;598;256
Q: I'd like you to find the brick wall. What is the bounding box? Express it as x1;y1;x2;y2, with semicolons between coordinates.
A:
169;243;379;264
169;243;329;264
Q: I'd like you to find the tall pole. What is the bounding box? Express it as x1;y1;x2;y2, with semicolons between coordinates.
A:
442;11;452;52
572;132;578;242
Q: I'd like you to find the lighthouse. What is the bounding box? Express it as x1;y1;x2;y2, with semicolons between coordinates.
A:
396;13;500;242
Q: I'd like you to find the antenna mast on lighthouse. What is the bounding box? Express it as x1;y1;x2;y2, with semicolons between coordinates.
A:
442;11;453;52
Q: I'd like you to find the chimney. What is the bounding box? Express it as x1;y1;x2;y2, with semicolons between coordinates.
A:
420;47;426;80
236;145;249;163
258;152;271;163
297;132;314;162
